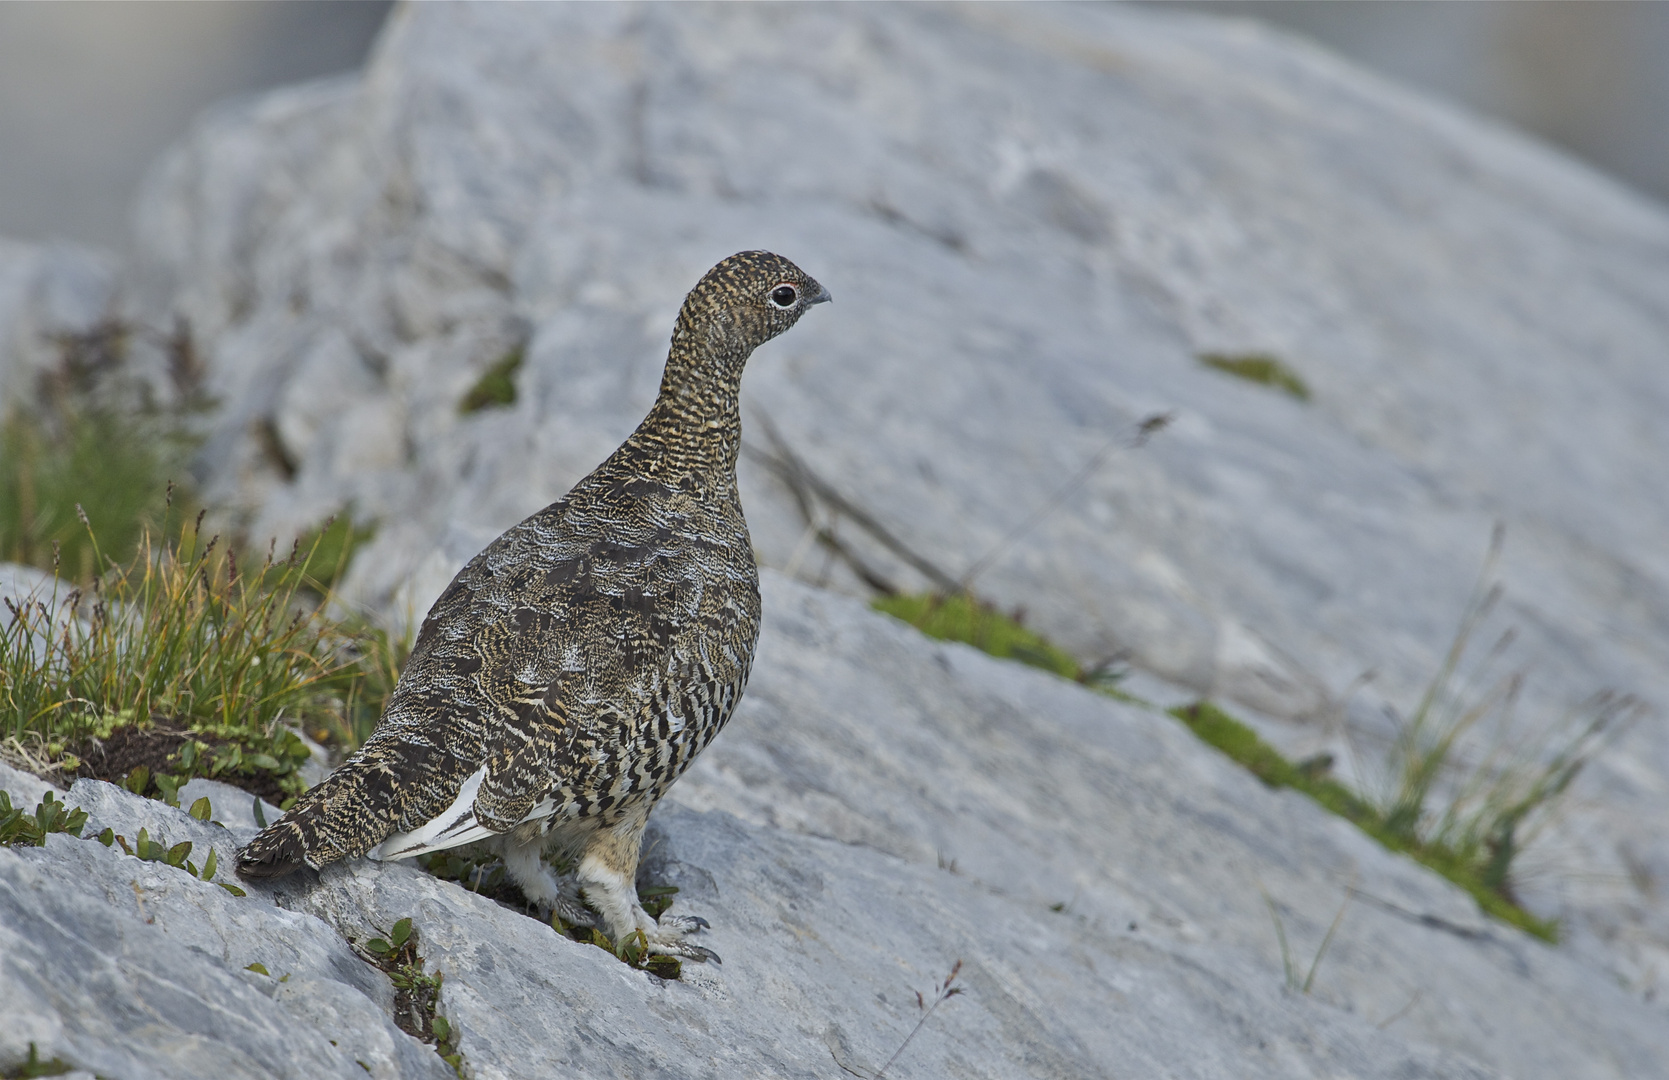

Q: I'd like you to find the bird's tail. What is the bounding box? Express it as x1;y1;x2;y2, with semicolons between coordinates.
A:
235;728;455;880
235;755;379;879
236;813;315;879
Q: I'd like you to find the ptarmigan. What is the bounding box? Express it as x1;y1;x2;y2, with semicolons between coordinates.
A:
238;251;830;961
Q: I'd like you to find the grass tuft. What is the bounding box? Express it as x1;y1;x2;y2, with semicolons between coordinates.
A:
1173;701;1557;940
872;960;965;1079
2;314;210;580
874;587;1576;942
1199;352;1311;401
0;511;374;805
1354;529;1641;906
0;408;197;579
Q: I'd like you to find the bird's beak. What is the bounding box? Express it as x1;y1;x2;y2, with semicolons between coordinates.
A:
808;283;833;305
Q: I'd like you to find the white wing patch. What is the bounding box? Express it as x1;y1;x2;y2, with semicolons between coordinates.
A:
370;766;490;862
368;765;560;862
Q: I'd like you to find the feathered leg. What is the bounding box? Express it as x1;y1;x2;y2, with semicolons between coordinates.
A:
495;832;594;927
569;808;717;962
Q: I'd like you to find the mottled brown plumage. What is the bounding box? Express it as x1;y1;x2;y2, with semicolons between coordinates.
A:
237;251;829;958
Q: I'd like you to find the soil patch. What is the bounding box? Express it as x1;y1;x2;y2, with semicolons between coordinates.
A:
73;722;292;804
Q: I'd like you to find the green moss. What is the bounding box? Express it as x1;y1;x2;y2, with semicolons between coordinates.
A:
458;346;524;414
1199;353;1311;402
872;593;1081;680
1170;702;1557;942
3;1043;72;1078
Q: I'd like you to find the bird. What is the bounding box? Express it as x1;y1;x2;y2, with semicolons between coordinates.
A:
237;250;830;961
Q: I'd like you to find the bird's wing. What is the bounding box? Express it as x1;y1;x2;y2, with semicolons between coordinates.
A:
369;697;574;863
369;764;561;861
368;764;492;860
361;483;702;861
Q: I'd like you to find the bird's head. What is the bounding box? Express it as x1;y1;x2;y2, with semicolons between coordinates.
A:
673;250;831;363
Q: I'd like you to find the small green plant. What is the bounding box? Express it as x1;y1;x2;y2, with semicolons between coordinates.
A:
872;959;965;1079
458;345;524;414
638;883;680;921
1260;882;1352;994
358;918;464;1075
107;824;243;894
0;790;87;847
565;923;685;980
2;788;245;892
1199;352;1311;401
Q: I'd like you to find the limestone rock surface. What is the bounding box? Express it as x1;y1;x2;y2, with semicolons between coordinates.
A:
9;579;1669;1078
5;2;1669;1076
0;238;115;415
122;1;1669;996
0;766;452;1080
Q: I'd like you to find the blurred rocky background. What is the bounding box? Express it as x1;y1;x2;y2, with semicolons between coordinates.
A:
4;4;1669;1078
0;0;391;246
1176;1;1669;209
5;2;1669;248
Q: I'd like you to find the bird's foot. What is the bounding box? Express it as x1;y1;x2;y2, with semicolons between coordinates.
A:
631;906;720;964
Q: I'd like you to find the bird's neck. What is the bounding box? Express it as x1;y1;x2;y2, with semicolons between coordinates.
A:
632;334;750;481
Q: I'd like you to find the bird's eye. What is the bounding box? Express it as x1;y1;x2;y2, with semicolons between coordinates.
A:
769;284;798;309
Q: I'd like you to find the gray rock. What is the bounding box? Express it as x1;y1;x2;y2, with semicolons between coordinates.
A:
0;760;57;808
123;2;1669;998
10;577;1665;1078
0;238;115;415
678;575;1669;1079
0;779;451;1080
266;801;1502;1080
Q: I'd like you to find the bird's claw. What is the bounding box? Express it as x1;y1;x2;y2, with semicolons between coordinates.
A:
650;939;721;965
636;910;719;963
657;913;709;934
